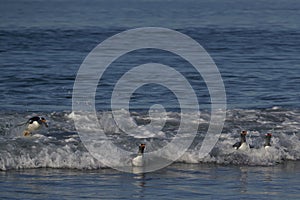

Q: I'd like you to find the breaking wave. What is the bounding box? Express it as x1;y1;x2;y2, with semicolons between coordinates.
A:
0;107;299;170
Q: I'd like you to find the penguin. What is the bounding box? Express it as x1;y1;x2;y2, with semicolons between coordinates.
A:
232;130;252;150
132;144;146;167
23;116;48;136
264;133;272;149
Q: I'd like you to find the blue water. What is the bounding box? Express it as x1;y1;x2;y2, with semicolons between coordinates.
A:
1;0;300;199
1;162;299;200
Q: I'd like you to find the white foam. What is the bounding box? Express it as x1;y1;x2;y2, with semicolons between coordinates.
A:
1;109;299;170
0;139;104;170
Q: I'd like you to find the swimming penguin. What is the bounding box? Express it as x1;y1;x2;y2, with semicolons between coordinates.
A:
264;133;272;149
132;144;146;167
23;116;48;136
232;131;252;150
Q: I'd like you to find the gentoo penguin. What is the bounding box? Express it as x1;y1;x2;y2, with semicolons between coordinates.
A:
132;144;146;167
264;133;272;149
23;116;48;136
232;130;252;150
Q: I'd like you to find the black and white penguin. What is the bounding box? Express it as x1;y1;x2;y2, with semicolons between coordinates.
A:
264;133;272;149
23;116;48;136
232;130;252;150
132;144;146;167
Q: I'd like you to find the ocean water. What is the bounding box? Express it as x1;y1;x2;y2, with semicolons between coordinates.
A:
1;0;300;199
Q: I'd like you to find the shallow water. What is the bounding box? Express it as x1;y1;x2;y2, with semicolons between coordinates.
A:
1;162;299;199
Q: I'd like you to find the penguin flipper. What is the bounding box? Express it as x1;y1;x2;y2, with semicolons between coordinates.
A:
232;142;241;149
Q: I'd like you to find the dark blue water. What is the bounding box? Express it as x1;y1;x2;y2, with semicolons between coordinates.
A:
1;27;300;110
1;0;300;111
0;0;299;199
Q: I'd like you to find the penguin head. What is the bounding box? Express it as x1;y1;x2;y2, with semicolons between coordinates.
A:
241;130;247;135
265;133;272;138
264;133;272;147
240;131;247;142
40;117;48;127
138;144;146;154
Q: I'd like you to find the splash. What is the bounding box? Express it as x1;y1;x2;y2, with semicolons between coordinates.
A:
0;108;299;170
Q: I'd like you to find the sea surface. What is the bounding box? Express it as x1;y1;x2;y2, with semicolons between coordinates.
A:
0;0;300;199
